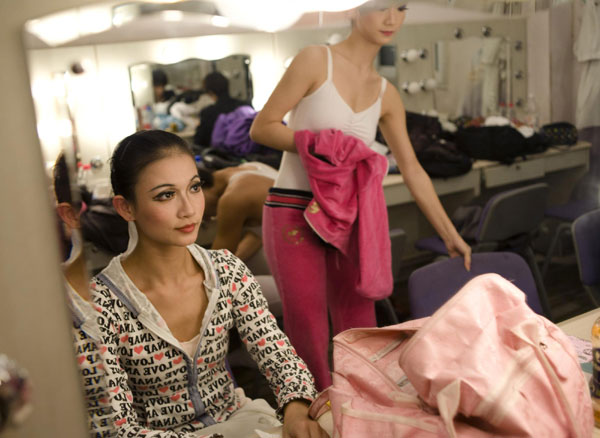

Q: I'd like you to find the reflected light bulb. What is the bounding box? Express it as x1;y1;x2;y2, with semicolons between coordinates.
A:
405;49;419;62
407;81;421;94
424;78;437;91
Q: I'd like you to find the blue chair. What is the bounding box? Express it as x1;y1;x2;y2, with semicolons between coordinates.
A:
572;208;600;307
415;183;548;310
541;191;600;278
407;252;549;319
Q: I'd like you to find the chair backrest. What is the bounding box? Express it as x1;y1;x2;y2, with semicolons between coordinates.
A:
389;227;406;283
572;208;600;287
476;183;548;243
408;252;544;318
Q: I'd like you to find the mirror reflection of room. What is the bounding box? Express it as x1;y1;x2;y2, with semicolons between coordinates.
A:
9;0;600;435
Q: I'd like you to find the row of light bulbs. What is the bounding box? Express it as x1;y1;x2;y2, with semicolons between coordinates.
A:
401;79;438;94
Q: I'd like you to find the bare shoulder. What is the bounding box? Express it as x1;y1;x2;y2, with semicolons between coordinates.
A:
294;45;328;65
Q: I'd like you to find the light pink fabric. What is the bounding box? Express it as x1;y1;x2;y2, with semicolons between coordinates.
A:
294;129;392;300
310;274;594;437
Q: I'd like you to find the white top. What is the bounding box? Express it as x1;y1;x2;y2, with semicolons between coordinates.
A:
180;332;202;358
274;45;387;191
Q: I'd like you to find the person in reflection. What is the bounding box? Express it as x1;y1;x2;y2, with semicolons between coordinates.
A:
90;130;328;438
197;162;277;262
193;72;248;148
152;69;176;104
250;0;472;390
53;153;115;438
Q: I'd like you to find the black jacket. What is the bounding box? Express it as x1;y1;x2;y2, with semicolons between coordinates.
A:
193;96;248;147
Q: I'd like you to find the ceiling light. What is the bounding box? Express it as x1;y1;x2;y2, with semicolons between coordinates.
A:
302;0;369;12
161;10;184;21
216;0;303;32
211;15;230;27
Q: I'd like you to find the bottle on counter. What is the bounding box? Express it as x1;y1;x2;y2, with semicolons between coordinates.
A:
524;93;539;130
591;316;600;427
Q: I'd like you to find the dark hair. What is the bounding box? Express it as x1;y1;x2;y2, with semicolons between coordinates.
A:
203;72;229;98
152;69;169;87
53;153;72;204
110;130;194;201
196;165;215;188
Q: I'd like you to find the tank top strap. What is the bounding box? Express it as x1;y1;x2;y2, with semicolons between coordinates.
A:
324;45;333;81
379;76;387;98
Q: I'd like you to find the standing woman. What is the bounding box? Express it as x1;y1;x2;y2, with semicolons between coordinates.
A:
91;130;328;437
250;0;471;390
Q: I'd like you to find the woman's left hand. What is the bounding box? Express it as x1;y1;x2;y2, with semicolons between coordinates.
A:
282;400;329;438
444;234;472;271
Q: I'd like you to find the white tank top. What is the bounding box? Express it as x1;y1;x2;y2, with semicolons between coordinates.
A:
274;46;387;191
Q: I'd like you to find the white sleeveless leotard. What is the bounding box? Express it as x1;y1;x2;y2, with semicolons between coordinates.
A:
274;46;387;191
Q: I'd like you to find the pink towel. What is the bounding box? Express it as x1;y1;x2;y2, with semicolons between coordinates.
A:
295;129;393;300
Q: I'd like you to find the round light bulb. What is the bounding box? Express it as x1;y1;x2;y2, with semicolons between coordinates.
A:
424;78;437;91
405;49;420;63
407;81;421;95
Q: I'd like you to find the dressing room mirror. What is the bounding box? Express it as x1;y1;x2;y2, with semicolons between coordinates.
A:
129;54;252;137
21;0;574;433
433;36;509;118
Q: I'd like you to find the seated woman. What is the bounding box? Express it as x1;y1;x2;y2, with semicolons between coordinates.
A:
198;162;277;262
53;153;114;437
90;130;327;437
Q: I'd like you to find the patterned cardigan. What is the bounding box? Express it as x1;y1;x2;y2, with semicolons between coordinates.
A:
67;285;114;437
90;245;316;437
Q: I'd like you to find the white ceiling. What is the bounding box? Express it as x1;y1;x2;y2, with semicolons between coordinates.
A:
23;0;513;50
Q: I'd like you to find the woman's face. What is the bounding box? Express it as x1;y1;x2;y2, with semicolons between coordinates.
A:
129;152;205;248
354;4;407;45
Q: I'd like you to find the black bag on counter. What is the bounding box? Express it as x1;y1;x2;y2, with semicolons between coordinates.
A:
406;112;473;178
539;122;578;146
455;125;549;165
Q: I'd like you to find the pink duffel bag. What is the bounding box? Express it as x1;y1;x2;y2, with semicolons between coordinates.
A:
309;274;593;437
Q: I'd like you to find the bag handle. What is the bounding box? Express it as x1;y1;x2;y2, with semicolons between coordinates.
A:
436;380;460;438
512;322;583;437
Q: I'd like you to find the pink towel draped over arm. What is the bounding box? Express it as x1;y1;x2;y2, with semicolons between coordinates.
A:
294;129;393;300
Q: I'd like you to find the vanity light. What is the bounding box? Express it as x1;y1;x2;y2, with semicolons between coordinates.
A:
420;78;438;91
400;49;427;63
401;81;422;95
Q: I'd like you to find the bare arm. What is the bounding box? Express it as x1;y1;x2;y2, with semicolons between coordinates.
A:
379;83;471;270
234;230;262;261
250;46;325;152
210;193;248;256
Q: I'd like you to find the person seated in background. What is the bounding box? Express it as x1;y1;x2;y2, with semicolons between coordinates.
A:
193;71;249;147
91;130;327;437
53;153;114;438
152;69;176;104
198;162;277;262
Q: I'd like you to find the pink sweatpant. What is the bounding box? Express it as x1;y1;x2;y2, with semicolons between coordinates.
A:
262;189;376;390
